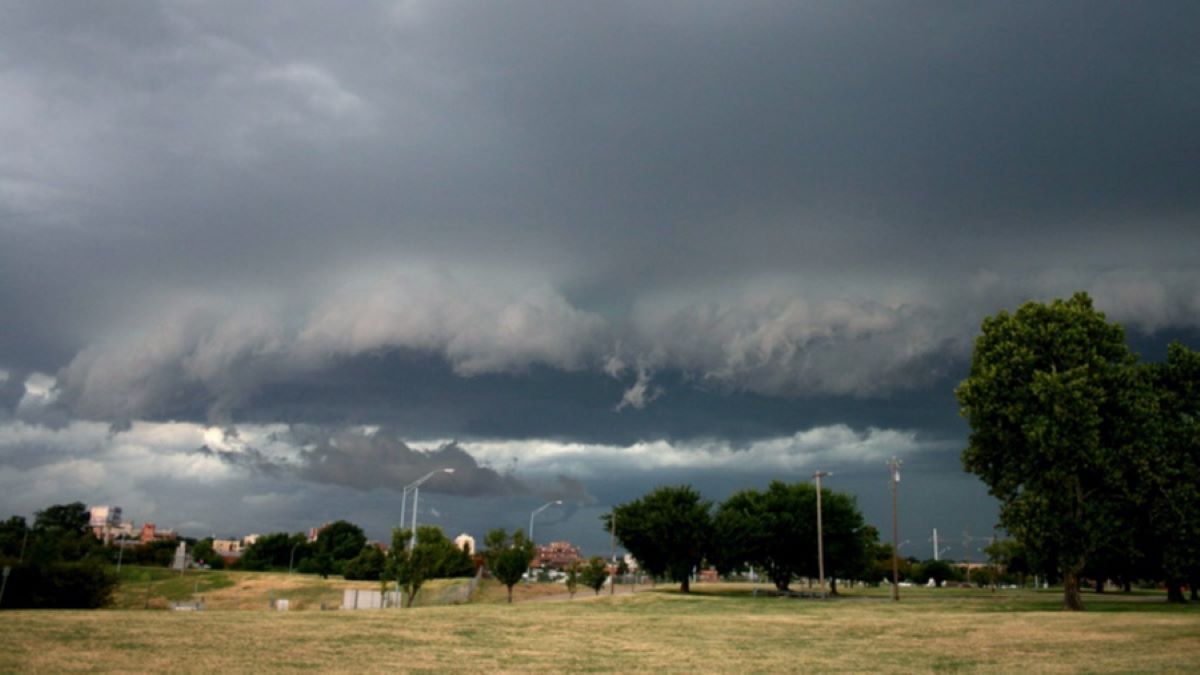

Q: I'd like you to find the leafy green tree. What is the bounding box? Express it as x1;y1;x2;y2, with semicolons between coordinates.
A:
870;543;913;584
0;504;116;608
579;556;610;595
387;526;474;607
956;293;1152;610
0;516;28;559
984;538;1030;586
918;559;954;587
131;539;179;567
30;502;98;563
190;538;224;569
237;532;311;571
0;559;118;609
565;561;580;598
608;486;712;593
713;481;870;593
821;493;872;594
483;528;536;604
343;545;387;581
1144;343;1200;602
314;521;367;575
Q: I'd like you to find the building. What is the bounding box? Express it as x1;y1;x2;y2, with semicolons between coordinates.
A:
212;539;243;555
89;505;122;540
139;522;177;544
307;522;331;543
454;533;475;555
533;541;582;570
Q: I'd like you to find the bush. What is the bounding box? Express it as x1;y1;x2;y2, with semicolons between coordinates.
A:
0;558;118;609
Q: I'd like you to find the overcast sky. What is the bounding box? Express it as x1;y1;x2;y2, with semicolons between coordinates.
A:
2;1;1198;557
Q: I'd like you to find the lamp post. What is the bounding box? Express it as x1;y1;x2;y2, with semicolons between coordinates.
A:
289;541;302;574
406;468;455;550
399;485;412;538
889;457;902;602
527;500;562;582
813;470;831;599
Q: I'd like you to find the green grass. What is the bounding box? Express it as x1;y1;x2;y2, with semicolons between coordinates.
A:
3;583;1198;672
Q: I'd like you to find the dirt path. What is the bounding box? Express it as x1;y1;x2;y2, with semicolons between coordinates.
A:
528;582;649;603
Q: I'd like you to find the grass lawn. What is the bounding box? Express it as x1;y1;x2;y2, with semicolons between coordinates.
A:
3;583;1198;672
109;567;473;610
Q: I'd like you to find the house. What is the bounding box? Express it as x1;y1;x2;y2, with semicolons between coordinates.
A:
533;541;582;570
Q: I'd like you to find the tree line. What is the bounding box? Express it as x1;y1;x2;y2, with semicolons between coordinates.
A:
958;293;1200;610
608;482;882;594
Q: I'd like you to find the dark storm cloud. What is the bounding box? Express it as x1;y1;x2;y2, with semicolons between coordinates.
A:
286;427;594;502
2;1;1199;444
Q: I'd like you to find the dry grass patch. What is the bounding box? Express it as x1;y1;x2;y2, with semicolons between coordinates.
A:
3;585;1198;672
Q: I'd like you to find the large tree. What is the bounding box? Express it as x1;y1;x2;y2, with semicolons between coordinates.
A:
237;532;310;571
956;293;1151;610
1144;343;1200;601
712;481;871;593
712;481;814;591
608;485;711;593
820;492;873;594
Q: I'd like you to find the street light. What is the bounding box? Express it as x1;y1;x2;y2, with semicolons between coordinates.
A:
889;457;902;602
813;470;831;600
406;468;455;550
527;500;562;582
399;484;412;538
289;541;302;574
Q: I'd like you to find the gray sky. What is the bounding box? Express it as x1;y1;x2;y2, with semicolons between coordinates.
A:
2;1;1198;556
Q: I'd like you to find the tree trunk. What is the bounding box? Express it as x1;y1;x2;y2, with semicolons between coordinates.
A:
681;576;690;593
1123;580;1131;593
506;585;514;604
1094;579;1104;593
830;577;838;596
1063;569;1084;611
774;577;789;592
1166;580;1185;604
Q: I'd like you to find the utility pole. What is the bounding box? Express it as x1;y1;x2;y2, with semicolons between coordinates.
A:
933;528;939;561
813;471;831;599
962;528;973;585
610;509;617;596
889;457;901;602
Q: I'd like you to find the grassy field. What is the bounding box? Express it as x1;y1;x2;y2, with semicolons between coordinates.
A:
109;567;473;610
3;583;1199;672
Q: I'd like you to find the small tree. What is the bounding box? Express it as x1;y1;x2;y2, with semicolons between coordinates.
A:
565;561;580;599
387;526;474;607
484;528;535;604
343;545;386;581
919;559;953;587
579;556;610;595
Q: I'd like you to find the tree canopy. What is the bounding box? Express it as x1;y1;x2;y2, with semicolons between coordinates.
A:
579;556;610;595
483;528;535;603
608;485;711;593
386;526;474;607
712;481;872;593
957;293;1171;609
